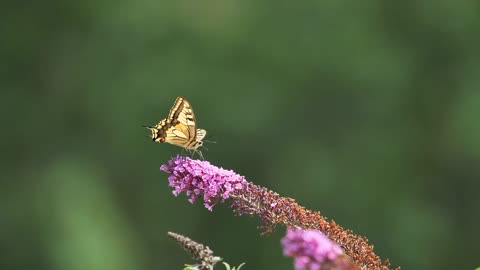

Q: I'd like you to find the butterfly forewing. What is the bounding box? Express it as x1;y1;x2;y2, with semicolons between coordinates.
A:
168;97;197;139
196;129;207;142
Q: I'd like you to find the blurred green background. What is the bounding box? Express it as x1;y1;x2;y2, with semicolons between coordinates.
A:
2;1;480;270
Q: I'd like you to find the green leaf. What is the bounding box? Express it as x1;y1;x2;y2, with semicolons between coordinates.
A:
222;262;231;270
183;264;200;270
236;262;246;270
222;262;246;270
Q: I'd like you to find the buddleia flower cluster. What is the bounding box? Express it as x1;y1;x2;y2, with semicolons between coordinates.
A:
161;156;398;270
282;229;359;270
161;157;246;211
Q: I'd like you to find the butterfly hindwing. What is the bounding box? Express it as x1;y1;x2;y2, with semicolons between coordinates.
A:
165;125;189;145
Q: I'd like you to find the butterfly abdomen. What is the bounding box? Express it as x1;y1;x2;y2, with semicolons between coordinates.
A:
186;139;203;150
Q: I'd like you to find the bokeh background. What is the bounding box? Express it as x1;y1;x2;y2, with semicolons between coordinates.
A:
2;1;480;270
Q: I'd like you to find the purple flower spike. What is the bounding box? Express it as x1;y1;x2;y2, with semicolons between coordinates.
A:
161;156;247;210
282;229;344;270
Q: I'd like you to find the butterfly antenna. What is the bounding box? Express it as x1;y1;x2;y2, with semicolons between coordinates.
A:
204;134;217;144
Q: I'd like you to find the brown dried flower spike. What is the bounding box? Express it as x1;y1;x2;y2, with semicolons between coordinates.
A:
167;232;222;270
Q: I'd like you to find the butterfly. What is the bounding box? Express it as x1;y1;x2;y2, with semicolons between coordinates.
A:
144;97;207;159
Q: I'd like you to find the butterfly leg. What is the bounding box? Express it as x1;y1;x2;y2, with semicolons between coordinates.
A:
197;150;204;160
190;149;197;159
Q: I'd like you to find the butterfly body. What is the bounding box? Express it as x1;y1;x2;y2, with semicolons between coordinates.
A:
145;97;206;157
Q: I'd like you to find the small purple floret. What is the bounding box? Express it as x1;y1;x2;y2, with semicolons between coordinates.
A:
282;229;343;270
161;156;247;211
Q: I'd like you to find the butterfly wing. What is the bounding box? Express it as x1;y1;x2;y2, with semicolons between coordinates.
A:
163;123;190;146
148;97;205;152
168;97;197;140
196;129;207;142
